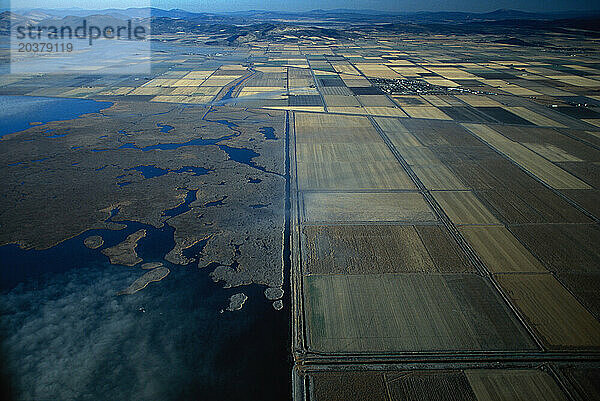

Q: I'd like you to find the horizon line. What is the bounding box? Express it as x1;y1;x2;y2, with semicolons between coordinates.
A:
6;6;600;14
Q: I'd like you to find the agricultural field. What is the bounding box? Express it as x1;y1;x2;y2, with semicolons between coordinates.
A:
304;367;579;401
275;23;600;401
2;8;600;400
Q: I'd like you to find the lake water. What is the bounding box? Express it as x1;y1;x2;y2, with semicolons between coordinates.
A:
0;96;112;138
0;96;291;400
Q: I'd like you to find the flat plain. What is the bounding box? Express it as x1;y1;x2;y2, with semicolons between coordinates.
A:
2;9;600;400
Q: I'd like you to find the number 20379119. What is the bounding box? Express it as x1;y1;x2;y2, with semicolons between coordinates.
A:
17;42;73;52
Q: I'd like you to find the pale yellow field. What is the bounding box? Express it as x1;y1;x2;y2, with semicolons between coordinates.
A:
141;78;180;87
393;146;440;166
423;77;460;87
323;95;361;107
297;161;416;190
412;166;468;190
331;63;360;75
522;143;583;162
325;106;365;114
499;86;541;96
150;95;191;103
182;71;214;79
129;87;170;95
426;67;477;79
460;226;547;273
363;107;408;117
170;87;198;95
420;94;453;106
339;74;372;86
353;63;401;79
456;95;504;107
432;191;501;225
296;143;396;163
295;112;372;128
402;106;452;120
496;273;600;349
172;79;205;87
267;106;325;112
302;192;435;222
185;95;214;104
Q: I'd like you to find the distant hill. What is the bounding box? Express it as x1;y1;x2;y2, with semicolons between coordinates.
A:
2;7;600;41
6;7;599;22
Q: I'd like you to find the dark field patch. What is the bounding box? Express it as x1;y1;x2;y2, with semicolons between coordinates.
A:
562;189;600;218
556;107;600;120
558;366;600;401
431;145;499;164
439;107;496;123
350;86;384;95
319;86;353;96
401;119;485;147
386;371;477;401
480;157;550;190
475;107;534;125
318;78;345;87
558;128;600;149
288;95;323;106
557;162;600;189
510;224;600;274
474;72;516;80
310;371;387;401
301;224;475;275
492;125;600;161
445;161;499;190
465;369;569;401
561;96;600;107
304;273;537;353
476;188;591;224
557;272;600;321
415;225;476;272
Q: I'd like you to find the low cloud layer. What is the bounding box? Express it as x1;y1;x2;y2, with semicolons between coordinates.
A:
0;262;288;400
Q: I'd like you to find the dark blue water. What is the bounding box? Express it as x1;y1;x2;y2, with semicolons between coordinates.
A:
0;214;169;292
128;165;167;178
114;136;274;175
0;220;290;401
0;95;291;401
126;165;211;179
218;145;258;166
0;201;290;401
258;127;277;140
117;132;238;151
204;196;227;207
213;120;239;128
162;189;197;217
157;123;174;133
0;96;112;138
